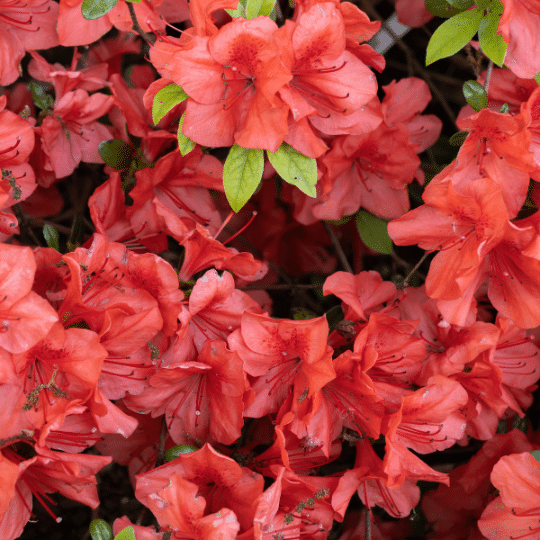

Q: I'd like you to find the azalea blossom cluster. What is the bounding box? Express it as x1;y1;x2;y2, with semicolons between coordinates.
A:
0;0;540;537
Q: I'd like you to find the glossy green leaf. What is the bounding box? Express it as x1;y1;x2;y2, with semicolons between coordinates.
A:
245;0;274;17
125;0;141;3
426;8;482;65
114;527;136;540
28;81;54;111
98;140;133;170
164;444;199;462
223;145;264;213
43;225;60;252
81;0;118;20
267;143;317;198
478;0;507;66
425;0;473;18
463;80;489;112
535;72;540;85
355;210;393;255
89;519;113;540
177;113;196;156
449;130;469;146
152;83;188;126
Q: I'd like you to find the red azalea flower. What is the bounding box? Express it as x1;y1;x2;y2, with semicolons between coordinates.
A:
37;89;114;179
479;451;540;539
136;444;263;536
0;0;59;85
498;0;540;79
125;339;245;446
171;17;292;151
0;443;111;539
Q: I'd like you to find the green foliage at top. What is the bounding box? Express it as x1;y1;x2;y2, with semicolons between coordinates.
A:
81;0;118;20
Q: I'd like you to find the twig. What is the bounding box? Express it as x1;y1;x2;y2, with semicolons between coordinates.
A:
239;283;322;291
324;222;353;274
154;415;168;468
403;251;430;288
365;505;372;540
127;2;155;46
232;233;323;313
484;59;494;97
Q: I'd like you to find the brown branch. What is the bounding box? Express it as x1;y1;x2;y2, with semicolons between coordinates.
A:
126;2;155;46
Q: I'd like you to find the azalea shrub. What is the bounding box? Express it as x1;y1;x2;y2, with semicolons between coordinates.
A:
1;0;540;538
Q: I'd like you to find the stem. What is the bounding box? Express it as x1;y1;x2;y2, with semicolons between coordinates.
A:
154;415;168;469
402;251;430;288
365;505;372;540
239;283;322;291
126;2;155;46
324;221;353;274
484;59;494;98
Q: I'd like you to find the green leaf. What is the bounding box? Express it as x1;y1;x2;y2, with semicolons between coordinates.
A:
114;527;136;540
267;143;317;198
177;113;196;156
355;210;393;255
478;0;507;66
28;81;54;111
463;80;489;112
98;140;133;170
449;130;469;146
426;8;482;65
531;450;540;463
535;72;540;85
81;0;118;20
125;0;141;3
43;224;60;252
223;145;264;213
291;307;317;320
245;0;274;17
152;83;188;126
165;444;199;462
89;520;114;540
226;0;247;18
425;0;473;18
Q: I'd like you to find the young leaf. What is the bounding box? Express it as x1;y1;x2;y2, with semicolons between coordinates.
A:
81;0;118;20
478;0;507;66
164;444;199;462
499;102;510;113
245;0;274;17
463;80;489;112
114;527;136;540
223;145;264;213
267;143;317;198
426;8;482;65
449;130;469;146
177;113;196;156
89;520;114;540
531;450;540;463
28;81;54;111
152;83;188;126
226;0;247;18
355;210;393;255
98;140;133;170
43;224;60;252
535;72;540;85
425;0;473;18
